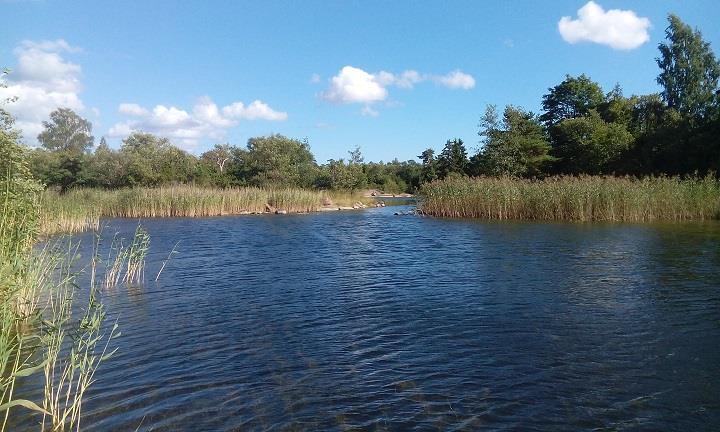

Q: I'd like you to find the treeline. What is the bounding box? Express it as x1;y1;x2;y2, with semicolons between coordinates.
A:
28;112;422;193
20;14;720;194
418;15;720;181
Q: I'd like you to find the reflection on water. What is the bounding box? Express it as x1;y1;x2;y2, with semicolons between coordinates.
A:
14;208;720;431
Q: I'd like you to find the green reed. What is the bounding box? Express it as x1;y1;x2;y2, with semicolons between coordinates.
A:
419;175;720;222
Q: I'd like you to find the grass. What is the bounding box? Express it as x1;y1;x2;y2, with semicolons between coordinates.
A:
39;186;372;236
419;175;720;222
1;168;138;431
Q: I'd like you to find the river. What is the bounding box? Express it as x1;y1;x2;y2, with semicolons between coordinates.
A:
15;205;720;430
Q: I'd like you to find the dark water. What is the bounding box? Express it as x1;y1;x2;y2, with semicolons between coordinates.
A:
16;206;720;431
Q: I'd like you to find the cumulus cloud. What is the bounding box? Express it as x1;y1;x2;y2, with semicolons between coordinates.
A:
118;103;149;117
320;65;475;115
558;1;650;50
434;70;476;90
222;100;288;121
108;97;287;149
321;66;388;104
0;39;85;143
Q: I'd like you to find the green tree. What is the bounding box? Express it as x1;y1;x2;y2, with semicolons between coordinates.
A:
437;138;468;178
598;85;635;127
345;146;367;192
540;74;605;128
243;134;318;187
201;143;233;174
477;105;554;177
37;108;94;154
657;14;720;120
418;148;438;183
553;110;634;174
120;132;196;186
0;93;42;247
84;137;127;188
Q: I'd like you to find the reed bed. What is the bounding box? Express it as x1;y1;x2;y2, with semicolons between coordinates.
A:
39;186;370;237
419;175;720;222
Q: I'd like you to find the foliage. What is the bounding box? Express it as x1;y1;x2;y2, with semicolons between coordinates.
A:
418;148;438;184
553;110;634;174
0;106;119;431
657;14;720;121
436;138;468;178
540;74;605;128
37;108;94;154
476;105;554;177
243;134;317;188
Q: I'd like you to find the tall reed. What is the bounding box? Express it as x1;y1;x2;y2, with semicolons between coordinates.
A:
39;186;371;237
123;225;149;285
419;175;720;222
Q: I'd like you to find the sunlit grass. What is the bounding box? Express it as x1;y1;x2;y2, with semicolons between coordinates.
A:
419;175;720;222
39;186;373;236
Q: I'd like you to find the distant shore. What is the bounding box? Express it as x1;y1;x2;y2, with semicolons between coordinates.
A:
419;175;720;222
39;186;384;237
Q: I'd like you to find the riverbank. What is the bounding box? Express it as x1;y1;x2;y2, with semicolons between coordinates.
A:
39;186;375;236
419;175;720;222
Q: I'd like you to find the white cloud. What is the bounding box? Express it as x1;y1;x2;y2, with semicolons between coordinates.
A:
435;70;476;90
376;70;424;89
109;97;287;149
0;39;85;143
118;103;149;117
222;100;288;121
321;66;388;104
320;65;475;115
558;1;650;50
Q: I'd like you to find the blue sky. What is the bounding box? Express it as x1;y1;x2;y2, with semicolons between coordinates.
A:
2;0;719;163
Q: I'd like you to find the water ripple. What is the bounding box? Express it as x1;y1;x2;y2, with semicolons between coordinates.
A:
13;209;720;431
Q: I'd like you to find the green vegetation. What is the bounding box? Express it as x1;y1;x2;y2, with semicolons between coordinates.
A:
416;15;720;221
420;176;720;222
27;128;421;195
1;14;718;230
12;16;717;216
417;15;720;180
0;74;130;431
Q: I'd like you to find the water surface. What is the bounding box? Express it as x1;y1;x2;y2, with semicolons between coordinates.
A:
17;206;720;430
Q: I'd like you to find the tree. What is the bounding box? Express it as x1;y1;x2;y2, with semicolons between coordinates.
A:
657;14;720;120
598;84;634;127
540;74;605;128
1;68;18;136
0;106;42;247
120;132;196;186
243;134;318;187
348;146;364;164
84;137;127;188
201;143;233;173
476;105;554;177
346;146;366;191
37;108;94;154
418;148;438;183
437;138;468;178
553;110;634;174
